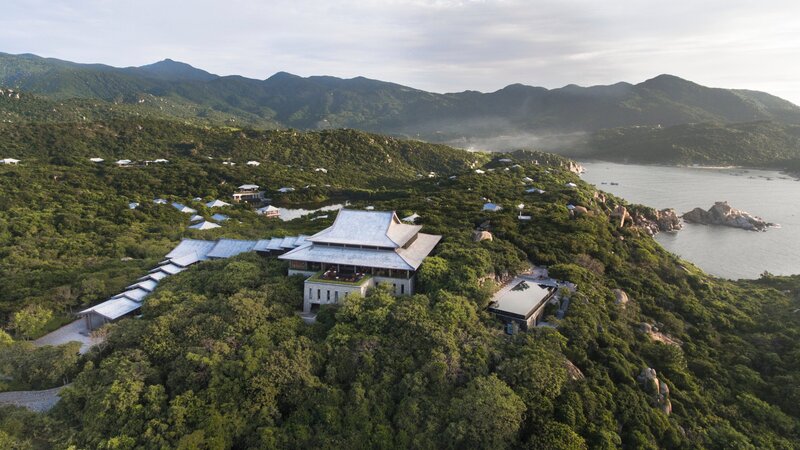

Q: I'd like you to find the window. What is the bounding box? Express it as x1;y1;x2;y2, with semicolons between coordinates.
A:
393;283;397;294
327;290;330;302
317;289;320;300
335;291;339;302
401;284;405;295
309;288;312;299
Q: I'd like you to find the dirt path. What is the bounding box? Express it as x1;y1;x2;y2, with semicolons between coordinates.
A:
0;385;68;412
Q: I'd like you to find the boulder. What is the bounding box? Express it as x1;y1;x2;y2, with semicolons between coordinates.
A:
611;205;631;227
613;289;629;306
683;201;774;231
472;230;493;242
572;205;589;216
565;359;585;381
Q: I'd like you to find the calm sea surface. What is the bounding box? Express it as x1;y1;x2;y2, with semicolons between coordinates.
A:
580;161;800;280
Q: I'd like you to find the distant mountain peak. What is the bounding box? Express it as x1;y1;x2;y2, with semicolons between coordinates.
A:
136;59;217;82
640;74;697;89
266;71;302;81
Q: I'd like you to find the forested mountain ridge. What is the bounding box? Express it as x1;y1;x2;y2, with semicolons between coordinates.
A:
2;52;799;140
567;121;800;170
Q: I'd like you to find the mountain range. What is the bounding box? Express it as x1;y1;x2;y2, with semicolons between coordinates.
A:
2;51;800;167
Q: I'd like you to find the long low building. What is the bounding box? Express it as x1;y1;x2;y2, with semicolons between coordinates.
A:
279;209;441;313
78;235;309;330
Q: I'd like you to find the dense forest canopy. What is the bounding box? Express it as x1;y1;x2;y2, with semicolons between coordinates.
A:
0;119;798;448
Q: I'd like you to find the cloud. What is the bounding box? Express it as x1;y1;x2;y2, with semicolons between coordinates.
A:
1;0;799;103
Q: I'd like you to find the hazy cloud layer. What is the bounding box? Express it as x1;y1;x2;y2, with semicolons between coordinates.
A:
2;0;799;103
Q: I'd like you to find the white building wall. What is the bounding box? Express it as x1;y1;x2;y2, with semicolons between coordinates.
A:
373;276;415;296
302;275;417;312
303;279;371;313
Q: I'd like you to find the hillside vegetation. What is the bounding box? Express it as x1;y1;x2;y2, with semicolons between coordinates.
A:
570;121;800;169
0;121;481;322
0;132;798;448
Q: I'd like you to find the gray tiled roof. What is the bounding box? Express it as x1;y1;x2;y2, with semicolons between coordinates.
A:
166;239;216;259
280;232;441;271
307;210;422;248
206;239;258;259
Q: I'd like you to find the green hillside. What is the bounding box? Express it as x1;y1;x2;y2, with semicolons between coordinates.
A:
570;121;800;168
0;134;797;448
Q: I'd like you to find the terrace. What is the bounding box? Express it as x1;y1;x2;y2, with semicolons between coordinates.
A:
309;269;372;285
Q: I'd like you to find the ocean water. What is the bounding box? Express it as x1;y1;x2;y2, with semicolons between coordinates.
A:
580;161;800;280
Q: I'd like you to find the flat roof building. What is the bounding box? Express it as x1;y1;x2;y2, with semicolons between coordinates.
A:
488;280;556;332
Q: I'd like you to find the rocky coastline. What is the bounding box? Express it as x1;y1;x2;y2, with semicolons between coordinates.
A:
682;201;775;231
610;205;682;236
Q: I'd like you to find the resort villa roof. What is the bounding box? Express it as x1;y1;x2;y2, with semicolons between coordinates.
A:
189;214;204;222
172;202;197;214
280;209;441;271
140;271;168;282
306;210;422;248
79;297;141;321
206;239;258;259
168;252;207;268
189;220;221;230
127;279;158;292
211;213;229;222
113;288;149;302
166;239;217;259
89;157;104;163
238;184;260;190
489;281;556;319
257;205;279;215
483;202;502;212
206;199;231;208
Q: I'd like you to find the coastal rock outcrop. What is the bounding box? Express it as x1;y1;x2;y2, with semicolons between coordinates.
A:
610;205;682;235
682;201;774;231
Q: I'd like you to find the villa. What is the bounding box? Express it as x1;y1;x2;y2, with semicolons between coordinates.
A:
489;280;557;332
256;205;280;217
279;209;441;313
232;184;266;203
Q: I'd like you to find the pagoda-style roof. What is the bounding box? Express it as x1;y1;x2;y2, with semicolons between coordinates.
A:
307;210;422;249
280;210;441;271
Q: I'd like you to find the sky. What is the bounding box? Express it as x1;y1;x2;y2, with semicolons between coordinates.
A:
2;0;800;103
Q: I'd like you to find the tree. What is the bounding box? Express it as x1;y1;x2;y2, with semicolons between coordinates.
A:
10;305;52;339
525;421;587;450
445;374;526;449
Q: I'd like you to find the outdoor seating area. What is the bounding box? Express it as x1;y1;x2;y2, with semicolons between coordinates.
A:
317;269;368;283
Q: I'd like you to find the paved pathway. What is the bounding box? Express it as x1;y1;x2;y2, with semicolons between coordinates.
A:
0;385;67;412
34;319;102;354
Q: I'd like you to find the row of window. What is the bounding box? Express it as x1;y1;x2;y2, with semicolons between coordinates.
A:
308;283;406;303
